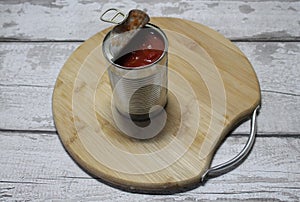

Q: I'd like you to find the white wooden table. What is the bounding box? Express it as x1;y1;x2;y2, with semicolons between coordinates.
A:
0;0;299;201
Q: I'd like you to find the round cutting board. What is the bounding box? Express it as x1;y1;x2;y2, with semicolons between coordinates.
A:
52;17;261;193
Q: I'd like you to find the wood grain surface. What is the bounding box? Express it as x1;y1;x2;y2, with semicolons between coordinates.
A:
52;18;260;192
0;0;299;200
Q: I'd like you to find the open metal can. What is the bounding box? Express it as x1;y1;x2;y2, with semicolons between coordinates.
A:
102;23;168;121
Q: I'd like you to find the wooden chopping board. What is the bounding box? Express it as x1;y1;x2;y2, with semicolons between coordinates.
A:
52;17;261;193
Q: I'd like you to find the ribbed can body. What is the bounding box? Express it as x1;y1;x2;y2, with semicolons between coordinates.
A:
102;24;168;120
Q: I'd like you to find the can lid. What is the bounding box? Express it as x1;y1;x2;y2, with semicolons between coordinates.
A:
100;9;150;59
100;8;126;24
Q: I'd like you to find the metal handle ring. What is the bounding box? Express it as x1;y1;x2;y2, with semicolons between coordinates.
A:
100;8;126;24
201;105;260;182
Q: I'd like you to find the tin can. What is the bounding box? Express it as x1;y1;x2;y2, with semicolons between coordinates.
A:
102;23;168;121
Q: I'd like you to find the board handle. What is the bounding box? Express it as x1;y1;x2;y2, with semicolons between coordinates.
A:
201;105;260;182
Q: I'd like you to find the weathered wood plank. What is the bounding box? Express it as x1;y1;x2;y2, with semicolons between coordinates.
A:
0;132;299;201
0;43;80;87
0;1;299;41
0;86;53;131
1;42;299;94
0;42;299;134
238;42;300;96
0;84;299;134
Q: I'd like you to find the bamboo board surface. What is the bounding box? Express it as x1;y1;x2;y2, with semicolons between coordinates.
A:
52;18;260;192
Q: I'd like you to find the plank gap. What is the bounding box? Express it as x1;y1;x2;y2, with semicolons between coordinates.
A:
230;133;300;138
231;38;300;43
0;83;53;88
0;38;300;43
261;89;300;97
0;180;46;185
0;39;85;43
0;129;299;138
0;129;57;135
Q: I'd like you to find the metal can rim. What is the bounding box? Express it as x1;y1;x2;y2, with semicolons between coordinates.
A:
102;23;169;71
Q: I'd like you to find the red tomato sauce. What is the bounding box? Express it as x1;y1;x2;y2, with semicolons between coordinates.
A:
114;27;165;68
